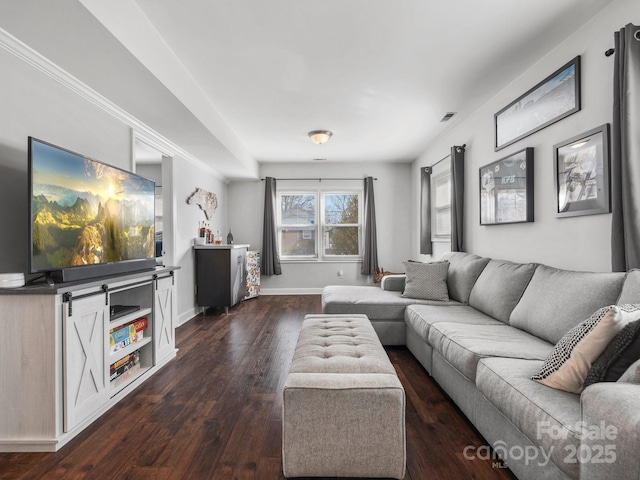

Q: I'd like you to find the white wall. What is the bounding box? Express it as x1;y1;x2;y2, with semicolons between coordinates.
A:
136;163;162;185
168;156;228;323
412;0;639;272
0;47;131;274
228;162;412;292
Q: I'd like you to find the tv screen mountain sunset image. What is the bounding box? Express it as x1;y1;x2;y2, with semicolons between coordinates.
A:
30;140;155;272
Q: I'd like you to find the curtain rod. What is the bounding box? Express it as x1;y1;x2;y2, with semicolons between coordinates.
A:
261;177;377;181
429;143;467;169
430;154;451;169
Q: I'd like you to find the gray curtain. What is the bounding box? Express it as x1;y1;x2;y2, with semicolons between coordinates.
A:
420;166;432;255
450;145;465;252
261;177;281;275
361;177;379;275
611;24;640;272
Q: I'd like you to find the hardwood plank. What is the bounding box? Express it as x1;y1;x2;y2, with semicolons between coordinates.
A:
0;295;515;480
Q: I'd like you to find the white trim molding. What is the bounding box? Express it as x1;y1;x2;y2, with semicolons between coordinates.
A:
0;26;224;181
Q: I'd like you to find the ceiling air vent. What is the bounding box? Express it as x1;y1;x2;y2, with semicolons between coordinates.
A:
440;112;456;122
312;158;327;162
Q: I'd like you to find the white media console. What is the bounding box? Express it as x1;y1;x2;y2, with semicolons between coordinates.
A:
0;266;178;452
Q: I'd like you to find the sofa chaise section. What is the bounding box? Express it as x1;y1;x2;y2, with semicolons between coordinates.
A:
322;251;491;346
321;284;461;345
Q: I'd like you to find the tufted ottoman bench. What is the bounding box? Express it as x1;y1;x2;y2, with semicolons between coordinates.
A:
282;314;406;479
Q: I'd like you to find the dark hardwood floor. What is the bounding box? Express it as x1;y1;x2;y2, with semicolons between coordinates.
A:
0;295;515;480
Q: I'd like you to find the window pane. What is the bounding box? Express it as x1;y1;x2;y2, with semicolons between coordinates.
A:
281;227;316;256
324;226;359;255
435;175;451;207
281;194;315;225
324;194;358;225
436;207;451;236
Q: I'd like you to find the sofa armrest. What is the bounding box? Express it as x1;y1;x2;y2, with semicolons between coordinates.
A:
381;275;406;292
579;382;640;480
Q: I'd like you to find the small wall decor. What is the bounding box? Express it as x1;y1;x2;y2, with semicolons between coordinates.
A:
480;148;534;225
554;124;610;218
495;56;581;151
187;187;218;219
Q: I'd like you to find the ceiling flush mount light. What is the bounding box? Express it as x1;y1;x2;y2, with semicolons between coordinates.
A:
308;130;332;145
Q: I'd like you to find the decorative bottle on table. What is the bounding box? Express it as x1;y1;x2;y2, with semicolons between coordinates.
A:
227;230;234;245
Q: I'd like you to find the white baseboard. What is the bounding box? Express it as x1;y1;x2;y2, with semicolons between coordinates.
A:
177;307;201;326
260;288;323;295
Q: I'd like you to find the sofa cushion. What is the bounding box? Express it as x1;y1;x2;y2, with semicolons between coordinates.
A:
532;304;639;394
509;265;626;344
618;358;640;383
618;269;640;304
427;322;553;382
468;259;537;324
584;318;640;387
404;304;503;342
476;357;581;479
440;252;491;304
402;261;449;301
321;285;461;322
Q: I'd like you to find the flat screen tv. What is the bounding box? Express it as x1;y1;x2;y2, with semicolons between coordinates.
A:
29;137;157;283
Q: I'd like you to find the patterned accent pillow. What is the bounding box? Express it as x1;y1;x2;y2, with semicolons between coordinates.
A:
531;304;640;394
401;261;449;301
583;319;640;388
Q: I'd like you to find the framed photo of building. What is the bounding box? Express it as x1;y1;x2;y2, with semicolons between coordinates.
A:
554;124;610;218
495;57;580;151
480;148;534;225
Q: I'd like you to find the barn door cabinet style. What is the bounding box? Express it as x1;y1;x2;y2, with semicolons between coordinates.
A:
0;266;178;452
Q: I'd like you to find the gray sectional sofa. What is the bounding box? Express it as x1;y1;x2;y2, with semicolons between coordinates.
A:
322;252;640;480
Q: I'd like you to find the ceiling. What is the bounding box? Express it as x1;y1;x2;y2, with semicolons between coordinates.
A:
1;0;616;179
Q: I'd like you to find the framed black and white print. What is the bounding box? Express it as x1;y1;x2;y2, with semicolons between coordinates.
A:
554;124;610;218
495;57;581;151
480;148;534;225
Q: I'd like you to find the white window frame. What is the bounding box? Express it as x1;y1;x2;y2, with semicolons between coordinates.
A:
277;187;363;262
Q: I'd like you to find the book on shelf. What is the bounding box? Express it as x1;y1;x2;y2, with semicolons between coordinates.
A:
110;350;141;382
109;317;148;353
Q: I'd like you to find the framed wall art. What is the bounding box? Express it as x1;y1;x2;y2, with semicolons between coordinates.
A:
554;124;610;218
480;148;534;225
495;56;581;151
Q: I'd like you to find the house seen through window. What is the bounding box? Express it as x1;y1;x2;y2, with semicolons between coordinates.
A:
278;190;362;260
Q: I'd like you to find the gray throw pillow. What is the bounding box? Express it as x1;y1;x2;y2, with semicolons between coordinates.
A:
584;318;640;388
401;261;449;301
